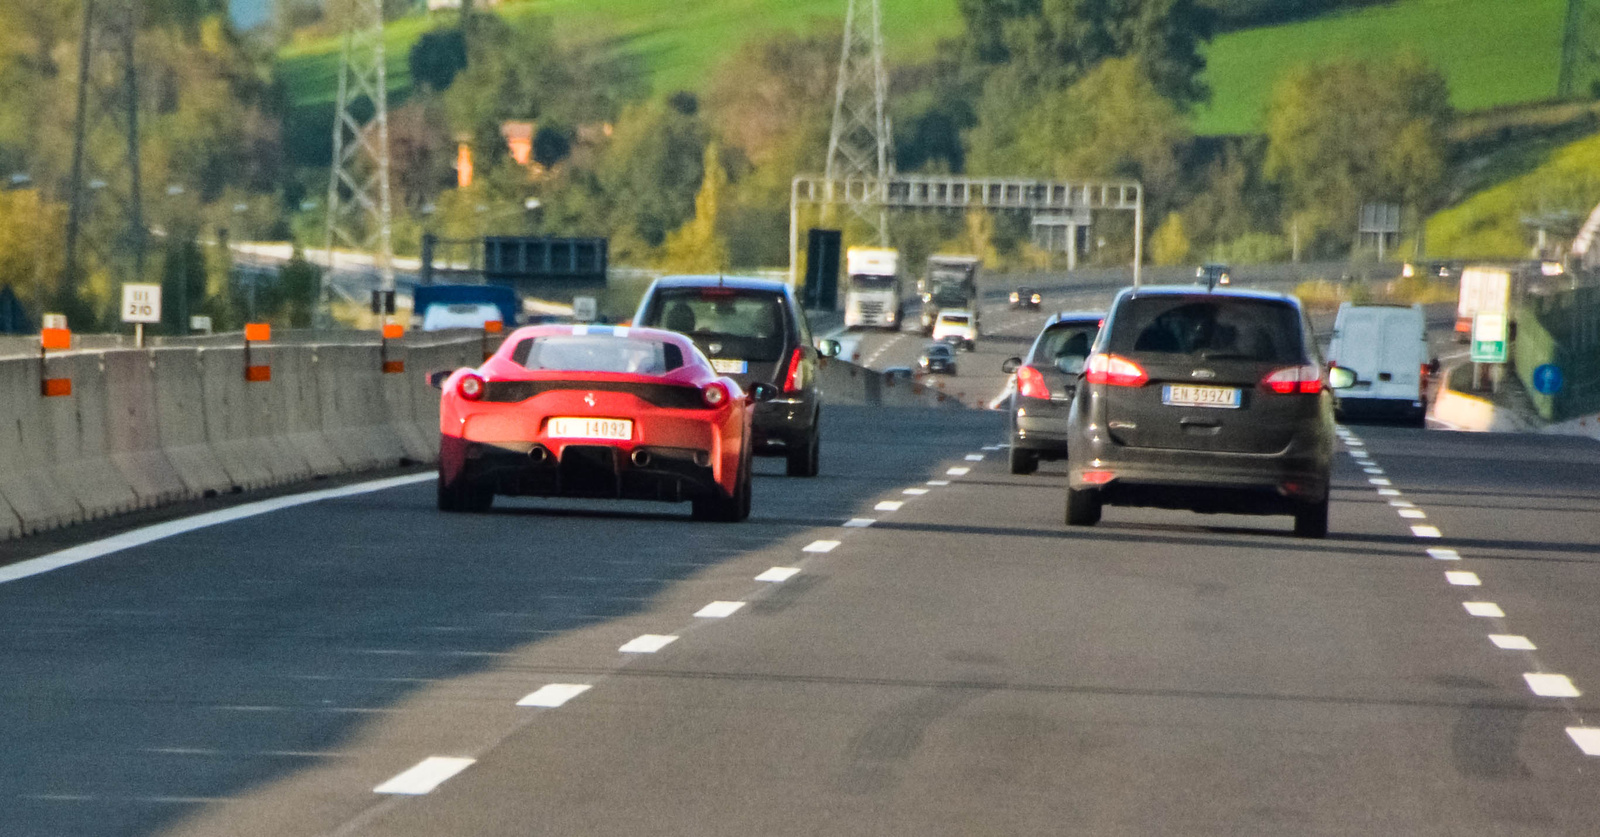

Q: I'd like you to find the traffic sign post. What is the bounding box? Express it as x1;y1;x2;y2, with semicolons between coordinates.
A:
1470;312;1509;364
1533;364;1564;396
121;283;161;348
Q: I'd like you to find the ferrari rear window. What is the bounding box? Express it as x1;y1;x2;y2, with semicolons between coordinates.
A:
513;336;685;374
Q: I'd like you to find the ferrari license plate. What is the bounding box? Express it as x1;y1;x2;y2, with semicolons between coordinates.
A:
1162;385;1241;409
711;359;748;374
548;417;633;440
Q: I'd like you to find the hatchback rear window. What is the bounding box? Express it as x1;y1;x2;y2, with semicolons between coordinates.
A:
643;289;788;362
1031;322;1099;363
1108;297;1304;363
940;314;971;325
513;335;685;374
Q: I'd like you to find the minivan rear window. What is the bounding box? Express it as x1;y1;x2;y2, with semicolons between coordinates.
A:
643;288;788;362
1108;297;1304;363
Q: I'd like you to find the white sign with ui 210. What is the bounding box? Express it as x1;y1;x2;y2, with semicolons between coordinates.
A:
121;284;162;324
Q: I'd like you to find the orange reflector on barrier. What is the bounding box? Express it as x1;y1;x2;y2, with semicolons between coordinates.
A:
40;328;71;350
245;365;272;382
484;320;504;334
382;323;404;340
244;323;271;342
382;360;405;374
41;377;72;397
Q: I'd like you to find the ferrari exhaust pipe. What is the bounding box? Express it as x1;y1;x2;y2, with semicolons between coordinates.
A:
630;449;652;468
529;446;549;463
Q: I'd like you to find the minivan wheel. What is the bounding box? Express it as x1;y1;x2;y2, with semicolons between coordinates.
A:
1065;487;1101;526
787;429;820;477
1293;498;1330;539
1009;446;1038;475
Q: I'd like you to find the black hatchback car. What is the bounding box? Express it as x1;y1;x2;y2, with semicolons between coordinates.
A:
918;342;958;375
1063;287;1353;537
634;276;840;477
1001;312;1102;474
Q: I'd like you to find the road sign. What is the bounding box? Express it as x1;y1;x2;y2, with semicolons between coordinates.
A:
189;315;213;334
572;296;598;323
1470;312;1509;363
121;284;161;324
1533;364;1565;395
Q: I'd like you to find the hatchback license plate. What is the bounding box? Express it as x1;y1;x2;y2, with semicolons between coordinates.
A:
548;417;633;440
711;359;748;374
1162;385;1240;409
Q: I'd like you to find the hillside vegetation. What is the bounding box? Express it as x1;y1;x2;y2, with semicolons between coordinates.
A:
1427;129;1600;258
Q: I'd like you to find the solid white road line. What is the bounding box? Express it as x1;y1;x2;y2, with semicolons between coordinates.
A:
842;518;876;528
756;567;800;583
947;467;971;476
1427;548;1461;561
965;454;985;461
1489;635;1537;651
1399;509;1427;519
926;480;951;486
374;756;475;795
1525;673;1581;698
694;601;746;619
1446;571;1482;586
1464;602;1505;618
902;488;929;495
874;501;904;511
517;684;592;708
1567;728;1600;756
1411;525;1442;538
0;472;435;586
803;540;840;553
619;635;677;653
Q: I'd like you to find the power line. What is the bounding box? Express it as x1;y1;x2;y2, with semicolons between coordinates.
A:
325;0;396;321
825;0;894;246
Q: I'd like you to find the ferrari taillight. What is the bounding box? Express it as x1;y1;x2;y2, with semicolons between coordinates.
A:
458;373;486;401
783;347;805;393
1085;354;1147;387
702;382;729;408
1015;365;1051;399
1261;364;1322;395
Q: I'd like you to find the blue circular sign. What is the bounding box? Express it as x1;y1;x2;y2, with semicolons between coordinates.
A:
1533;364;1564;395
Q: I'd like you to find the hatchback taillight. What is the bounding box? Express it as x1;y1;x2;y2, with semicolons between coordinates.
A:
1015;365;1051;399
1261;364;1322;394
783;347;805;393
458;373;486;401
1085;354;1148;387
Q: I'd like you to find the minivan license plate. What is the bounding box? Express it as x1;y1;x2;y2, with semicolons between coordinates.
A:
711;359;748;374
1162;385;1240;409
548;418;633;440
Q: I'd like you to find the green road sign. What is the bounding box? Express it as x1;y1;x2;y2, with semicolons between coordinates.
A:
1470;312;1509;363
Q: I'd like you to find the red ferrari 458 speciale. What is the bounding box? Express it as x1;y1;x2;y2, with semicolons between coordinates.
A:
435;324;774;521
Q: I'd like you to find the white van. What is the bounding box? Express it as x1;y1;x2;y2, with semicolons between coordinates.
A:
1325;303;1432;426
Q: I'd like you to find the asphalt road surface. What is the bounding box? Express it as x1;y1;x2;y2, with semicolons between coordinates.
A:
6;389;1600;834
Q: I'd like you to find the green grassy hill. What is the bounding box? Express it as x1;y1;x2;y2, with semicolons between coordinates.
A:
1195;0;1566;135
1426;127;1600;258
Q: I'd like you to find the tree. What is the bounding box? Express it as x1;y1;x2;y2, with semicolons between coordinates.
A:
705;25;838;168
1263;54;1451;256
657;144;730;272
1150;212;1191;265
596;96;709;249
409;27;469;92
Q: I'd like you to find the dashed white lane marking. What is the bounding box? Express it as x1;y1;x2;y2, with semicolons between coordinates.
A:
1427;548;1461;561
757;567;800;582
695;601;746;618
1567;728;1600;755
0;472;435;585
926;480;951;486
374;756;475;795
1490;635;1537;651
619;634;677;653
1363;467;1385;475
1399;509;1427;519
1369;477;1392;486
874;501;904;511
863;333;908;367
947;467;971;476
1389;500;1416;508
902;488;929;495
843;518;876;528
803;540;840;553
1377;488;1401;497
1411;525;1442;538
1525;673;1581;698
1446;571;1482;586
965;454;985;461
982;445;1003;451
517;684;592;708
1345;440;1365;447
1464;602;1505;618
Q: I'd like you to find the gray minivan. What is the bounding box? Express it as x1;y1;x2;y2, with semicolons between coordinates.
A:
1064;287;1354;538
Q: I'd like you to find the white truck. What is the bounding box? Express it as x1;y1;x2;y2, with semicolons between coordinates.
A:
1455;266;1511;343
843;247;905;330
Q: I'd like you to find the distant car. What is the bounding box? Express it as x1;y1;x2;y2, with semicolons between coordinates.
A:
883;366;916;381
1402;261;1457;281
1009;288;1043;310
931;310;978;351
422;302;507;332
633;275;841;477
1000;312;1103;474
918;343;958;375
1196;263;1232;288
1326;303;1433;427
1063;286;1355;538
435;324;776;521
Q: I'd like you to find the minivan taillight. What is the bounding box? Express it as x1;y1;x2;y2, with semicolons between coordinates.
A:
458;373;486;401
783;347;805;393
1015;365;1051;399
1085;354;1148;387
1261;364;1322;394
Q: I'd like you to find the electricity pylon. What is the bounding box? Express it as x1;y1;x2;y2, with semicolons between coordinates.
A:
825;0;894;246
62;0;146;298
325;0;395;318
